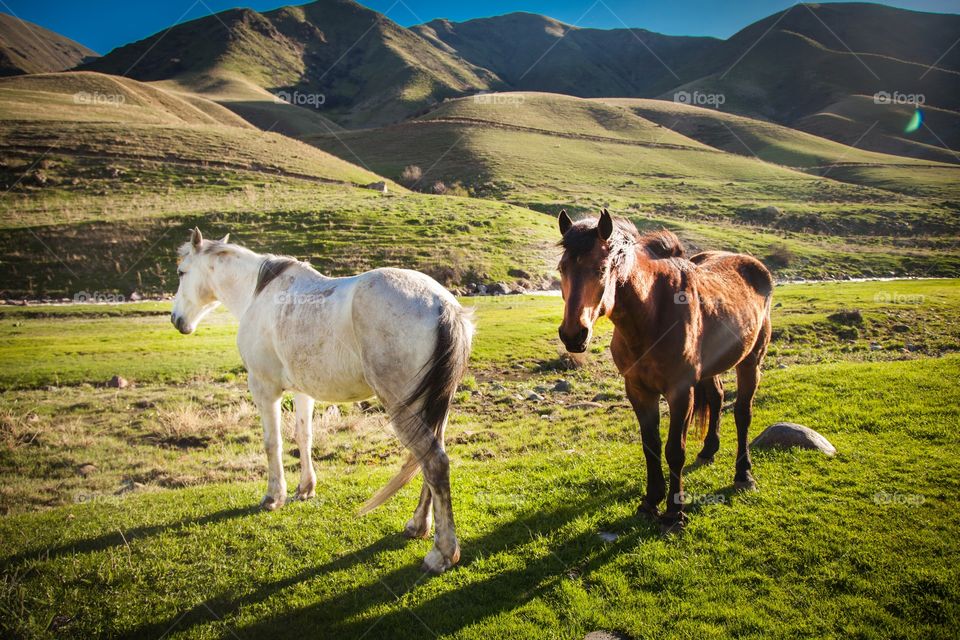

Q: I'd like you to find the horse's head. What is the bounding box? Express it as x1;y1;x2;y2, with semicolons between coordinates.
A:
556;208;633;353
171;227;229;335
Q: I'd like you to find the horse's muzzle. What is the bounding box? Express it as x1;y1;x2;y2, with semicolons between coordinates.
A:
171;313;190;335
559;326;590;353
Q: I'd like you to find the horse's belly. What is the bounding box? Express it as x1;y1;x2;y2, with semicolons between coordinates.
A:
279;342;373;402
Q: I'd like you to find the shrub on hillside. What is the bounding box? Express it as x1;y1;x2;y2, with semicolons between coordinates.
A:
765;243;795;269
399;164;422;188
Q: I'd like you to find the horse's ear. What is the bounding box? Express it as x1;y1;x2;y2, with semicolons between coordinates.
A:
191;227;203;249
597;209;614;241
558;209;572;236
220;233;230;244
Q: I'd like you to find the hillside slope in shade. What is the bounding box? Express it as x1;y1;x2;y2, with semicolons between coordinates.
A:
0;13;97;76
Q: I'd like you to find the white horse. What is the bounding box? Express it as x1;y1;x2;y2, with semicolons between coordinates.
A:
170;228;473;574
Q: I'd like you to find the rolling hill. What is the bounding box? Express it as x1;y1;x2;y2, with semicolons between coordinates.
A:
1;2;958;294
0;73;559;298
82;0;497;129
305;91;959;278
412;12;720;98
0;13;97;76
82;1;960;162
600;97;960;198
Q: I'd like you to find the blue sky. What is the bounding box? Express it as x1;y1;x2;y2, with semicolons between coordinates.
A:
5;0;959;54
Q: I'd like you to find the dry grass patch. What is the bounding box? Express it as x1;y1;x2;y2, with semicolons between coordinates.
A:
152;401;258;449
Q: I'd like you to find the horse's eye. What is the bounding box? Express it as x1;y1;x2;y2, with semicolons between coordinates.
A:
177;269;185;278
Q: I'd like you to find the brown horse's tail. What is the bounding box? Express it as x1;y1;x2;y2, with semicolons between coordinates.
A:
691;380;711;442
359;301;474;515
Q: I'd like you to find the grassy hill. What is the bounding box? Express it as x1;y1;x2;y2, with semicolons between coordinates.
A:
306;91;959;279
82;0;497;128
413;12;720;97
600;98;960;198
0;13;97;76
664;4;960;160
0;73;558;298
795;95;960;164
80;1;960;161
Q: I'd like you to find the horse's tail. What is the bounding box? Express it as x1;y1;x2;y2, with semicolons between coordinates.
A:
359;301;474;515
692;379;711;442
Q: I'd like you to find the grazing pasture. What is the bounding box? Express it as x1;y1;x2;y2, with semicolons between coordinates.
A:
1;279;958;638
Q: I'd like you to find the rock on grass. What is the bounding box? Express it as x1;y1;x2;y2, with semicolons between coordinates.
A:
751;422;836;456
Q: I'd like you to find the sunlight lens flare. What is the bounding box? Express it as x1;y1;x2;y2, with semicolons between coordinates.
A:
904;109;923;133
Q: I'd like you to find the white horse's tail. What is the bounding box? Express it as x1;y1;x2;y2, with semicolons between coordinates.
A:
359;301;474;515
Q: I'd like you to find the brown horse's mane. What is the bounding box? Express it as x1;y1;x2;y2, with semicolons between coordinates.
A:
560;216;685;281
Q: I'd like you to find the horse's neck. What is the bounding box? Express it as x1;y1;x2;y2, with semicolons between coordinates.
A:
209;250;262;320
610;254;656;323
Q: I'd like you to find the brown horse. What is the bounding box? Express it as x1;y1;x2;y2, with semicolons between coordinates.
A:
556;209;773;531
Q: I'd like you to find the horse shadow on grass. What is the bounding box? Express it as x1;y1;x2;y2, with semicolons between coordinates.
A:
114;476;743;640
1;503;260;568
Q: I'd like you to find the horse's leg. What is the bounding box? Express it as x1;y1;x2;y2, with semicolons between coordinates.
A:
385;401;458;573
662;385;694;532
420;415;459;574
249;376;286;510
626;378;664;519
733;359;760;491
403;482;433;539
293;393;316;501
696;376;724;464
405;401;449;538
733;312;770;491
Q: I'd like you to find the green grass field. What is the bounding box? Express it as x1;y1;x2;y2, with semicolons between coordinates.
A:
1;279;958;638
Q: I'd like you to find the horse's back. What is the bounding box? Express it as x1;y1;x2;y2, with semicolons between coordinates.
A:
691;251;773;299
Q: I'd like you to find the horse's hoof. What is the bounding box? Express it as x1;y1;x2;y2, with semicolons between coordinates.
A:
293;478;315;501
734;474;758;492
421;546;459;575
695;455;715;465
402;521;431;539
292;488;315;501
636;501;660;522
659;512;687;536
260;494;285;511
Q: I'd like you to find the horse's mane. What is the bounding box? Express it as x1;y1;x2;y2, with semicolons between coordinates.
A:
255;256;299;296
639;229;685;260
178;239;301;296
560;216;685;282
